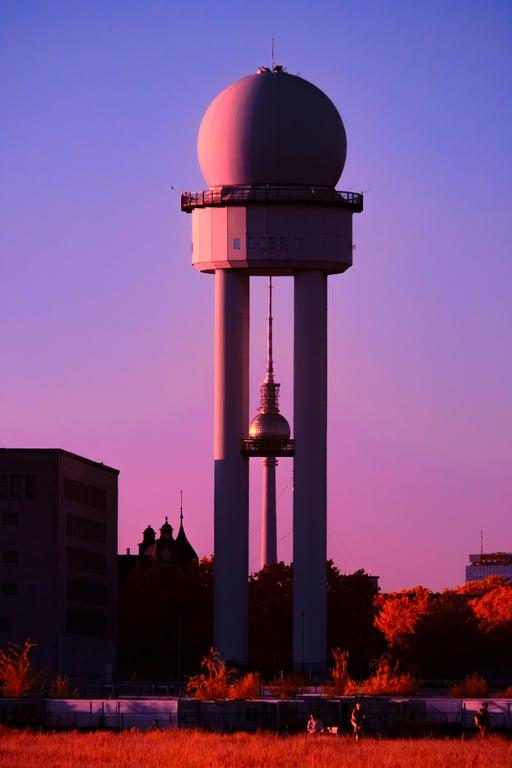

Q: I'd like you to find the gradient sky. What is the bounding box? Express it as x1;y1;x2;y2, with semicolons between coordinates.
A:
1;1;511;591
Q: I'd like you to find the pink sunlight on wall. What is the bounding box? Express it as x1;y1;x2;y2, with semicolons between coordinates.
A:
1;1;511;591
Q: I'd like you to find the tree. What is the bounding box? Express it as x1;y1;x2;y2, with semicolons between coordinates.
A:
0;640;37;696
117;556;213;679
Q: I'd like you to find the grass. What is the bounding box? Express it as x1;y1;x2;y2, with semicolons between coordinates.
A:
0;728;511;768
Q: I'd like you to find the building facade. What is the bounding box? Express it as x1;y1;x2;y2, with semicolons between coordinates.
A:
466;552;512;583
0;448;118;682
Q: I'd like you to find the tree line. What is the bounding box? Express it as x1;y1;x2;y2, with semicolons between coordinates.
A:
117;559;512;681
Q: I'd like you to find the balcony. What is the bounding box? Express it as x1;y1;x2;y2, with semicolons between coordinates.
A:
241;438;295;457
181;185;363;213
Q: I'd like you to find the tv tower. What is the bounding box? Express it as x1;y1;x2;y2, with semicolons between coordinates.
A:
182;65;363;672
246;276;294;568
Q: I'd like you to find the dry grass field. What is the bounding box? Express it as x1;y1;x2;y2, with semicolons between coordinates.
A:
0;728;511;768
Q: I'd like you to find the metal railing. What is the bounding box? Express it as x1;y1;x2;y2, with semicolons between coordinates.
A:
181;185;363;213
241;437;295;457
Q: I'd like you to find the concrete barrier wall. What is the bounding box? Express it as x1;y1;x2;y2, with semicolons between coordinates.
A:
1;696;511;734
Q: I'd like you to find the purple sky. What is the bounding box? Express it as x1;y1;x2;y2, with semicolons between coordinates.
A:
1;1;511;591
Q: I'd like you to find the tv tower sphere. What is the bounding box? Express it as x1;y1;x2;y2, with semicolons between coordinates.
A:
182;65;363;673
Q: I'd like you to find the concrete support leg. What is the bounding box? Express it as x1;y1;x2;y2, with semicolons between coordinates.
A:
213;269;250;667
293;270;328;673
261;457;278;569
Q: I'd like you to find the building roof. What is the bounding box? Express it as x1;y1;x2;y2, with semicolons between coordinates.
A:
0;447;119;475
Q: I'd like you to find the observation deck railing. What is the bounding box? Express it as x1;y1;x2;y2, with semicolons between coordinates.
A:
241;437;295;457
181;185;363;213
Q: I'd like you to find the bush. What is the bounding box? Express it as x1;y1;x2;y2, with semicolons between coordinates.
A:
450;673;489;697
48;675;79;698
324;651;418;697
185;648;261;700
0;639;37;697
324;648;351;696
228;672;261;700
266;673;307;699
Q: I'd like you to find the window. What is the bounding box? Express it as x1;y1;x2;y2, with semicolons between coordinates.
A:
64;477;106;511
2;512;18;525
25;475;37;499
10;475;22;498
248;236;256;249
66;610;106;637
295;237;302;250
233;237;241;250
2;583;19;596
269;236;276;250
67;546;106;575
2;551;19;564
258;237;266;249
279;236;287;251
66;578;106;606
0;617;12;632
0;475;6;499
67;514;106;544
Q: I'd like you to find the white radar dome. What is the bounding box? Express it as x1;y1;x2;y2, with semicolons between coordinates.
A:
197;67;347;188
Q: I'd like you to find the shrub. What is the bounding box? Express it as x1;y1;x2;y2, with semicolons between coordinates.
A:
267;673;306;699
0;639;37;697
347;655;419;695
48;675;79;698
185;648;261;700
185;648;233;700
324;648;351;695
450;673;489;697
228;672;261;700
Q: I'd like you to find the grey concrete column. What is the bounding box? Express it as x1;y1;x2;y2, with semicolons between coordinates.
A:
261;457;278;568
293;270;328;673
213;269;250;667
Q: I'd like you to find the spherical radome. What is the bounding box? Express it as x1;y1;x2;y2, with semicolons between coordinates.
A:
197;69;347;188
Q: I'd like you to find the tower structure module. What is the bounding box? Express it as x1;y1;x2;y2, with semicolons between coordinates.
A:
182;65;363;672
244;275;294;569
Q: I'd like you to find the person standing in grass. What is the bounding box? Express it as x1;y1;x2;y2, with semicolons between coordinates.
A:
351;702;365;740
474;702;490;738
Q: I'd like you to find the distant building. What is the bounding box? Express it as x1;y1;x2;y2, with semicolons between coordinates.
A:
0;448;118;682
466;552;512;583
118;504;198;590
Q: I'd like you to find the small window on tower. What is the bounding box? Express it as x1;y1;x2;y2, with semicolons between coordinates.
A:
0;476;6;499
2;583;18;596
10;476;22;498
25;475;37;499
0;617;13;632
233;238;241;250
259;237;266;249
2;551;19;564
295;237;302;250
248;236;256;249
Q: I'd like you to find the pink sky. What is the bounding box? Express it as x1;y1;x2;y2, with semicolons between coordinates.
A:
1;1;511;591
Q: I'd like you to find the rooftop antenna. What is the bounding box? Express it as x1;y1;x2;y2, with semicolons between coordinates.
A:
180;489;183;525
480;529;484;557
271;37;275;69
